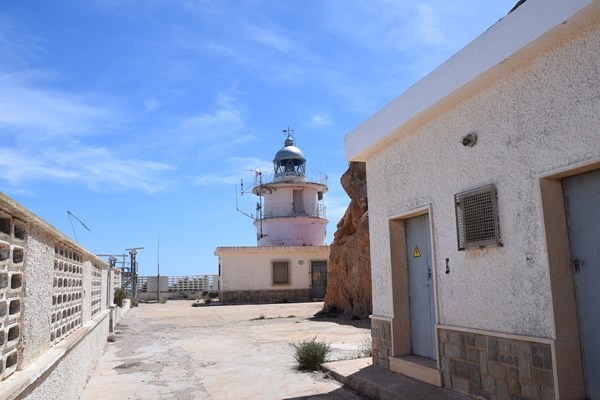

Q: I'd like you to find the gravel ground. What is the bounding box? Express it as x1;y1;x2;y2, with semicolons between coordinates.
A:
80;301;370;400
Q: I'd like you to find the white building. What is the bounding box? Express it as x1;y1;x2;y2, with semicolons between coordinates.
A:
216;133;330;303
345;0;600;399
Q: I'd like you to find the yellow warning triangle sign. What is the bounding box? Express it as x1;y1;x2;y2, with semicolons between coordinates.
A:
413;245;421;258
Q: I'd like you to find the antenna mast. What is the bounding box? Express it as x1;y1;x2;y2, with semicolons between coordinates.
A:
67;211;91;244
157;234;160;301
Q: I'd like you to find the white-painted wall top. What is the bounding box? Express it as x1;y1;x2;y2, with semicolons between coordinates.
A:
345;0;600;161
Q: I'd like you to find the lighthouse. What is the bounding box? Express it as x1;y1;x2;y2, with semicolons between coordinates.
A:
215;128;330;304
253;131;328;246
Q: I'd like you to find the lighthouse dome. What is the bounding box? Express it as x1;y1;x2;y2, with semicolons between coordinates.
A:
273;132;306;181
274;145;305;163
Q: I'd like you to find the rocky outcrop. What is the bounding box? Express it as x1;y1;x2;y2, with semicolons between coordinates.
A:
323;162;371;317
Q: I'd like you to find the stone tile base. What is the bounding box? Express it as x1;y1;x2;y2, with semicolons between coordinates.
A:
371;318;392;369
220;289;311;304
438;328;555;400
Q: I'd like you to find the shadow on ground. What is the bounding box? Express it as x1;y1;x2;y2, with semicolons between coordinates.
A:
283;385;368;400
308;314;371;329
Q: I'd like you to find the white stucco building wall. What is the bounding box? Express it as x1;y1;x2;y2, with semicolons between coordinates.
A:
359;1;600;338
344;0;600;398
216;245;329;303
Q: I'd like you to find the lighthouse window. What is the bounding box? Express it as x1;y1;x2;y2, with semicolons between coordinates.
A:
272;261;289;285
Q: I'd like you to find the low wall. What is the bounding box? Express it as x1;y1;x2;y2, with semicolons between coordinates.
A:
220;289;311;304
0;193;125;399
438;328;555;399
370;317;392;369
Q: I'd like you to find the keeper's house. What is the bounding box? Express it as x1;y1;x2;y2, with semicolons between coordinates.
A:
345;0;600;399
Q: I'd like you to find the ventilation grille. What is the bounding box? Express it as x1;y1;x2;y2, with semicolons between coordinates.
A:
455;184;502;250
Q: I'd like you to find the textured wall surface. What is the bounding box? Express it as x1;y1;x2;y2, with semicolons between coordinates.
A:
366;18;600;337
438;328;555;399
0;211;26;381
221;289;312;304
21;226;53;369
371;317;392;369
23;316;110;400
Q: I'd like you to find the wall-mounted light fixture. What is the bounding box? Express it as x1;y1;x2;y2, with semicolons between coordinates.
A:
461;132;478;147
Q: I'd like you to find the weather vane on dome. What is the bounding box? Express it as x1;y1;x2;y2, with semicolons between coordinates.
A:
283;127;295;146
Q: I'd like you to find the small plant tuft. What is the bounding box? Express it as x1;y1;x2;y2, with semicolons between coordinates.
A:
353;335;373;358
114;288;128;308
159;297;167;304
290;336;331;371
203;294;212;305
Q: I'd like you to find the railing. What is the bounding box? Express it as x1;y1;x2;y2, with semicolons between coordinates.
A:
259;202;327;219
254;169;328;187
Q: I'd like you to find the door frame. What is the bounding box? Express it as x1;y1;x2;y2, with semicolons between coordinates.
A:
310;260;327;300
388;205;440;365
538;158;600;400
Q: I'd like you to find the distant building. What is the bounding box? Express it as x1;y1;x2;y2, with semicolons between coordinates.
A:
216;132;330;303
344;0;600;399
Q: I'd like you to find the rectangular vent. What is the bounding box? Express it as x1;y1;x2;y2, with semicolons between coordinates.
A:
455;184;502;250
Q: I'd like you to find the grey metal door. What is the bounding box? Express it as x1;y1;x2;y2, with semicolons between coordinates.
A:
311;261;327;299
406;214;436;359
564;169;600;399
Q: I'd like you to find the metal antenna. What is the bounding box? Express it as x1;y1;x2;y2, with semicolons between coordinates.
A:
283;127;295;140
157;234;160;301
67;211;91;243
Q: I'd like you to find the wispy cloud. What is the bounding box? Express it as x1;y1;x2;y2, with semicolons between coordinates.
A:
0;145;173;194
414;3;445;46
243;25;298;54
178;93;245;139
193;156;272;186
309;113;333;128
0;72;115;138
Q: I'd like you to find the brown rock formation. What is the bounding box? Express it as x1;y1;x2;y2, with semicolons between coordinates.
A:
323;162;371;317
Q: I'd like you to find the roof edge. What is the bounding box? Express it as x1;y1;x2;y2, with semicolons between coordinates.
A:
214;245;330;256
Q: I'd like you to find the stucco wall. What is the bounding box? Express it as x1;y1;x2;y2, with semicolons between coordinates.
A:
218;246;329;292
366;18;600;338
21;226;54;368
22;315;110;400
262;183;324;218
256;218;327;247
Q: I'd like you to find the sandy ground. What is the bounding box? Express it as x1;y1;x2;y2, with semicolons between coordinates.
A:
80;301;370;400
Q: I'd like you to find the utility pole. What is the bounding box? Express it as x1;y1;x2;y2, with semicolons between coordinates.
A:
125;247;144;300
156;235;160;302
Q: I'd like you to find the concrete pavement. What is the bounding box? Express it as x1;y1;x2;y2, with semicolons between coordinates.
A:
80;301;370;399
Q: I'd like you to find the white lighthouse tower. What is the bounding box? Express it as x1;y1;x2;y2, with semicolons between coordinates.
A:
253;131;328;246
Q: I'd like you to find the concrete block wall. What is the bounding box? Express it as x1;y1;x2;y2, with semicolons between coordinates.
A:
0;210;25;381
220;288;311;304
370;317;392;369
0;193;123;399
438;328;555;400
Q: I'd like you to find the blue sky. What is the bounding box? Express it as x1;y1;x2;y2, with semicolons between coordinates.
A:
1;0;516;276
